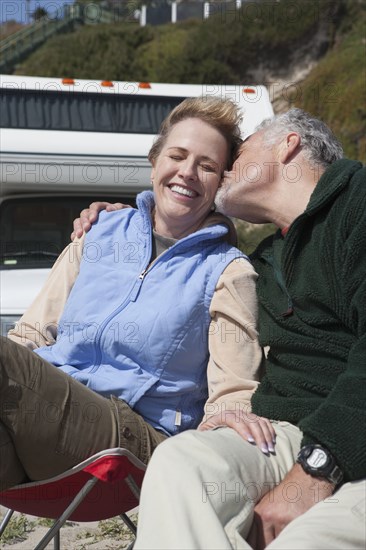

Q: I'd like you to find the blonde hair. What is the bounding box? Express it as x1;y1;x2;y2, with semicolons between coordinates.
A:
148;96;243;168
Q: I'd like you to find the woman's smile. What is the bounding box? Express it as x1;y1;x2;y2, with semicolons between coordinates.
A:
168;183;200;199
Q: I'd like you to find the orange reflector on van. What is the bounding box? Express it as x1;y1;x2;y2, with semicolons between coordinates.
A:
139;82;151;89
62;78;75;85
101;81;114;87
243;87;256;94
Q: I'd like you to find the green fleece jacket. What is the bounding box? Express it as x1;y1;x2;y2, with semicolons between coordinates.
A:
251;159;366;482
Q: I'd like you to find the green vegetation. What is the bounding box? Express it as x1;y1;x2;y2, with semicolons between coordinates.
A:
15;23;152;80
12;0;365;163
17;0;341;83
235;220;276;256
76;515;137;547
36;517;77;528
32;7;49;21
0;20;28;39
294;3;366;162
0;513;35;545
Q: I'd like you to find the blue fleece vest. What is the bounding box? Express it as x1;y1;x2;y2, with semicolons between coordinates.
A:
36;192;245;435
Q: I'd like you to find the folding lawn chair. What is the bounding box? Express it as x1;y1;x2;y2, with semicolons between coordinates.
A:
0;447;146;550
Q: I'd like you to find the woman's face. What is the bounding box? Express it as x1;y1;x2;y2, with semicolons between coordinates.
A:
151;118;229;239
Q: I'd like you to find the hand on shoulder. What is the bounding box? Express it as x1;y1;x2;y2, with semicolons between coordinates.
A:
70;201;131;240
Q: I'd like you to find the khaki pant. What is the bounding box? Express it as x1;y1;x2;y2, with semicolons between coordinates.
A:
0;336;166;491
134;426;366;549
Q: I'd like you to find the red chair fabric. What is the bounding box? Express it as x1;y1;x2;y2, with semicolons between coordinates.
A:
0;448;146;522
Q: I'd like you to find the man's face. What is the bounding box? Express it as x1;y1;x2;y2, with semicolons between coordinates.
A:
215;130;278;222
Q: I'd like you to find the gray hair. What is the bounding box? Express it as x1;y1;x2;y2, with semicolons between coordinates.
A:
256;108;343;168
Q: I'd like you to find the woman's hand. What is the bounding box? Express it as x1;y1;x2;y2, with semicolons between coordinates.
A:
70;201;131;240
199;411;276;454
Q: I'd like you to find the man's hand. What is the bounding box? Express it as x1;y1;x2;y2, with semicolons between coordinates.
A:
199;411;276;454
70;201;131;240
247;463;335;549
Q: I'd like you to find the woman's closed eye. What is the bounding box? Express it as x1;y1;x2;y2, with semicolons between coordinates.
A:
201;163;214;171
200;162;219;174
169;154;185;161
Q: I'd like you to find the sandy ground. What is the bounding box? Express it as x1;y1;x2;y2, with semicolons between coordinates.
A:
0;506;136;549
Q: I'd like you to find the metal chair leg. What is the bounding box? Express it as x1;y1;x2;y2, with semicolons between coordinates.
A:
34;476;98;550
125;474;141;501
0;508;15;537
53;529;60;550
119;512;137;535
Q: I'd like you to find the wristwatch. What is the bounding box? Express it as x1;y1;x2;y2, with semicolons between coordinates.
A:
297;444;343;487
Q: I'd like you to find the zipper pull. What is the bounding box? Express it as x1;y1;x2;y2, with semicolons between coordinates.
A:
130;268;148;302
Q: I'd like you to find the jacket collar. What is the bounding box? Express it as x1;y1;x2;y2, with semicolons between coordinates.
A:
305;159;362;217
136;191;238;246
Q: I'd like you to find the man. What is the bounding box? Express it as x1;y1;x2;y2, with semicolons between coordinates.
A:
74;109;366;549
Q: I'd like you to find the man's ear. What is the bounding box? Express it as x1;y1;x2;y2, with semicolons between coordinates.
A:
279;132;301;163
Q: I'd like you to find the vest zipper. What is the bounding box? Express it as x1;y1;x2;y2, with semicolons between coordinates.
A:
92;235;153;371
92;227;233;369
91;289;138;372
129;267;149;302
129;233;209;303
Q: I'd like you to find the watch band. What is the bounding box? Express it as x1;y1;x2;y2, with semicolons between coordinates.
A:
297;444;343;487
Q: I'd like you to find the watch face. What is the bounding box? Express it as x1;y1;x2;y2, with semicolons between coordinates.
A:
307;448;328;468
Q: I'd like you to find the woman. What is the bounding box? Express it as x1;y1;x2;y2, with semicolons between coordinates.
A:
3;97;269;492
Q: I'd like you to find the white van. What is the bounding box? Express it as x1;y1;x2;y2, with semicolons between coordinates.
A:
0;75;274;334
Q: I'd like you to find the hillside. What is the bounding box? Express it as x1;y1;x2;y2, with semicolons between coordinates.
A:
15;0;341;83
0;20;28;39
296;12;366;161
13;0;365;163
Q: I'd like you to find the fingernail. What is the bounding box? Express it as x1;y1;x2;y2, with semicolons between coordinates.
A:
268;445;275;453
261;444;269;454
247;435;255;443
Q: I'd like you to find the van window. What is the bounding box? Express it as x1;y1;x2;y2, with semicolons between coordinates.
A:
0;89;186;134
0;195;132;270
